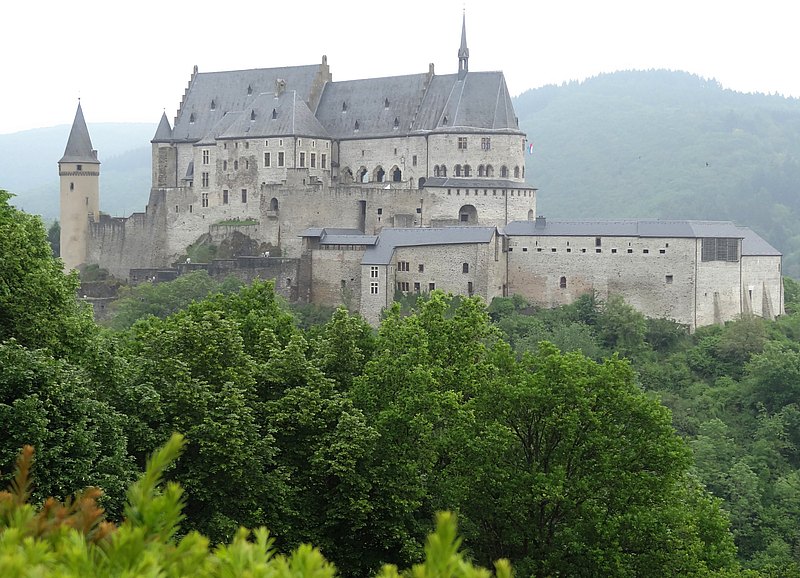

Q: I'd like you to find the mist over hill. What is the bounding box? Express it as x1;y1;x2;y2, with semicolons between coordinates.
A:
4;72;800;275
518;69;800;275
0;123;155;220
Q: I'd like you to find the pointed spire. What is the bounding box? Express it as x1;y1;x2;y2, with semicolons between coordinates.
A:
59;101;98;163
152;110;173;142
458;10;469;79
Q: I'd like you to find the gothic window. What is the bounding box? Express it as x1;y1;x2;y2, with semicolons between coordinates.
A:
392;167;402;182
251;110;256;121
211;99;216;110
701;238;740;262
486;164;494;177
393;117;399;129
454;164;462;177
500;165;509;178
384;98;390;108
272;109;277;119
514;166;520;178
440;165;447;177
358;167;368;183
463;164;471;177
375;166;385;182
189;113;195;124
478;165;485;177
434;165;440;177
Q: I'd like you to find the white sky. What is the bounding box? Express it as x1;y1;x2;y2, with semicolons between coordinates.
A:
2;0;798;135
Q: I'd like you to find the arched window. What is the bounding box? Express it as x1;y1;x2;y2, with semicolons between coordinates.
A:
342;167;354;183
270;197;279;211
374;166;385;182
462;262;469;273
528;209;534;221
441;165;447;177
486;165;494;177
454;164;462;177
514;166;520;178
478;165;485;177
560;276;567;289
434;165;440;177
463;164;471;177
70;182;74;191
392;167;402;182
357;167;368;183
501;166;509;178
419;177;426;189
234;160;239;170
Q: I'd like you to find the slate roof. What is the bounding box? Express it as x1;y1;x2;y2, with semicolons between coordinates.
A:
315;73;430;139
218;90;329;140
362;227;497;265
171;64;322;142
413;72;521;133
60;102;99;164
504;219;747;239
423;177;535;190
738;227;782;256
299;228;377;246
152;112;173;143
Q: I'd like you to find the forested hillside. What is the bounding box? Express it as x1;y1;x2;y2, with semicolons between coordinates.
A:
518;70;800;276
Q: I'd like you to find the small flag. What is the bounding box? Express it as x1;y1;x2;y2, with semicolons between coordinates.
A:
529;142;534;154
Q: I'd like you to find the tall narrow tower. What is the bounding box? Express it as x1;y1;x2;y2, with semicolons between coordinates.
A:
59;101;100;271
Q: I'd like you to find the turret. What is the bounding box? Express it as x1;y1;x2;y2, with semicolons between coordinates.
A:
58;101;100;271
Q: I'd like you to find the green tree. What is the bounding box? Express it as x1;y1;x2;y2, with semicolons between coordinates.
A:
47;219;60;257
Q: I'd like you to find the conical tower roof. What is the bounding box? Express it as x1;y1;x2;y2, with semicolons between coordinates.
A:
59;102;99;164
152;111;173;142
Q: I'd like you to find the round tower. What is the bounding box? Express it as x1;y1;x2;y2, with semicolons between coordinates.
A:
59;101;100;271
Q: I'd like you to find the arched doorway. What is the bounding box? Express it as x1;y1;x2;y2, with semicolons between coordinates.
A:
458;204;478;225
419;177;426;189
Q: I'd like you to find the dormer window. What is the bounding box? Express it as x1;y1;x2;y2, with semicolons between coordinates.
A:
354;120;359;132
247;84;253;95
250;110;256;121
272;108;277;119
189;113;195;124
384;98;390;108
342;101;347;112
442;115;448;126
210;99;216;111
393;117;399;129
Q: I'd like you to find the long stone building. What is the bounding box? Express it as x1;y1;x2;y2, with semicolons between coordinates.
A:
59;15;784;330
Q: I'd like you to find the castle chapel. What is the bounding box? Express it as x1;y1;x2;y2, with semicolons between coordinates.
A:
60;15;784;329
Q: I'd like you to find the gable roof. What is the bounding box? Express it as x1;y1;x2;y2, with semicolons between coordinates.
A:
218;90;329;140
738;226;782;256
170;64;323;142
60;102;99;164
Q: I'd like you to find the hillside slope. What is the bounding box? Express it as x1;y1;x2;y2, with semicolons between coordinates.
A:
517;70;800;275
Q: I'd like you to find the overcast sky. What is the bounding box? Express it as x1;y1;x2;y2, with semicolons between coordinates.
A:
2;0;798;135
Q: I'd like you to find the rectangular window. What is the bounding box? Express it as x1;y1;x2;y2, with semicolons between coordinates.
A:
458;137;468;150
202;150;209;164
321;153;327;169
201;192;209;207
201;172;209;187
418;264;424;273
370;266;379;278
701;238;739;262
265;140;269;147
429;282;436;291
264;152;271;167
278;152;285;167
310;153;316;168
481;137;491;150
397;281;410;293
241;189;247;203
298;139;302;146
467;281;473;295
370;282;379;295
397;261;409;271
299;152;306;168
412;155;418;166
666;275;674;284
222;190;229;204
414;282;421;293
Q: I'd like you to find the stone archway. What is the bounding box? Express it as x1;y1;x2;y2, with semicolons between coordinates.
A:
458;204;478;225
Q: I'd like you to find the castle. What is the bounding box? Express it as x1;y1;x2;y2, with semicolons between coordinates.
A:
59;16;784;329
